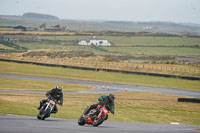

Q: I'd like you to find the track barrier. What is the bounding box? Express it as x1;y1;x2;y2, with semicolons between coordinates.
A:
178;98;200;103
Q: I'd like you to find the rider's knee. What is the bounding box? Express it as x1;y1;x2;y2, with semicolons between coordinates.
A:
104;115;108;120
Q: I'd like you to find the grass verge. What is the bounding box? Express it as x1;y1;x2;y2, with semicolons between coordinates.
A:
0;77;94;91
0;61;200;91
0;92;200;125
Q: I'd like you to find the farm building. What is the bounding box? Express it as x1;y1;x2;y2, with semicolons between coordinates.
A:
45;24;66;31
13;26;26;31
78;36;111;46
13;25;38;31
1;35;41;42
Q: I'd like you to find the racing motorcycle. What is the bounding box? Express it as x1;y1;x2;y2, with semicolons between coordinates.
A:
37;97;56;120
78;105;109;127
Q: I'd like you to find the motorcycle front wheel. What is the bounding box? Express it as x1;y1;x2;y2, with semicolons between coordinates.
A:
37;109;44;120
39;107;50;120
78;116;85;126
37;115;41;120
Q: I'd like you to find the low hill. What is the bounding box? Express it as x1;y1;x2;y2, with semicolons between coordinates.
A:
0;15;200;35
23;12;59;20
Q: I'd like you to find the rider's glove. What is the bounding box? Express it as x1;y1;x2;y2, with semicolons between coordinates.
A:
111;111;114;115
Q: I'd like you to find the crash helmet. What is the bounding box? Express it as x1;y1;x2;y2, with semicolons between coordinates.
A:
108;93;115;102
56;85;62;92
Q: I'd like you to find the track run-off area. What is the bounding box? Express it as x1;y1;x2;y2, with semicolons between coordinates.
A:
0;73;200;133
0;73;200;97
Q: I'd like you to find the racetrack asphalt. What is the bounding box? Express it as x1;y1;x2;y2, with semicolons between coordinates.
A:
0;73;200;97
0;115;200;133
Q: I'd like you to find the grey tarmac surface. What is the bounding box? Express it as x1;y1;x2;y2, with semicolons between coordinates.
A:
0;115;200;133
0;73;200;97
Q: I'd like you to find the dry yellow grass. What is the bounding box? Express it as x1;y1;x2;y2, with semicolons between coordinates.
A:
0;52;199;77
0;91;200;125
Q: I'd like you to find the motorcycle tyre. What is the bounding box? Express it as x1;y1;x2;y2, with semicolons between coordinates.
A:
41;108;50;120
93;115;105;127
40;114;46;120
78;116;85;126
37;115;41;120
37;108;44;120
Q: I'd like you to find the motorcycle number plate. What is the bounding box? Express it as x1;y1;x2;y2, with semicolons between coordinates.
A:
103;108;108;114
50;100;55;105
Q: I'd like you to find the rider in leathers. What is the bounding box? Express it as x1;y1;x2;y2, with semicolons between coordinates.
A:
84;93;115;120
38;86;63;114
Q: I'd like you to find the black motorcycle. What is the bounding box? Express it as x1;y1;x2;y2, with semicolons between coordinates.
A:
37;97;57;120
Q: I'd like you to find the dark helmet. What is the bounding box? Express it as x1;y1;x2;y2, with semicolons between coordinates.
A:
56;85;62;91
108;93;115;102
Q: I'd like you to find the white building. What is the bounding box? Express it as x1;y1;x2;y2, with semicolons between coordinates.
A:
78;36;111;46
142;25;152;30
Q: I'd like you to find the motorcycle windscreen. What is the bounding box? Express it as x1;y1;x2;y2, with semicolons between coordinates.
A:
50;100;55;105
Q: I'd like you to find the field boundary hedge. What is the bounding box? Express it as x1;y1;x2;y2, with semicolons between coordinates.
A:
0;39;27;52
0;58;199;80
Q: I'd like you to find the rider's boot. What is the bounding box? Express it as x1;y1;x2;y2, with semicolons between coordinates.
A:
51;107;58;114
104;115;108;121
83;106;89;117
37;101;42;110
51;110;57;114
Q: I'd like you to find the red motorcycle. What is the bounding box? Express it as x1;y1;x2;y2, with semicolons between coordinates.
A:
78;105;109;127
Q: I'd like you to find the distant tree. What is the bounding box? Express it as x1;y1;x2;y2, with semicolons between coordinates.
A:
40;23;46;30
55;24;61;28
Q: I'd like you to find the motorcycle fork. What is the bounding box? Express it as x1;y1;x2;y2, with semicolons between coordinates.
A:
97;110;103;119
44;102;50;111
50;105;54;112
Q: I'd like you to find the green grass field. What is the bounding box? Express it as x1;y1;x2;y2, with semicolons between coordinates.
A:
0;77;94;91
105;47;200;56
41;36;200;47
106;36;200;47
0;61;199;91
17;36;200;57
17;42;200;57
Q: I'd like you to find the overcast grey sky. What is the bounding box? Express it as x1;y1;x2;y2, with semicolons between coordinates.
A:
1;0;200;24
